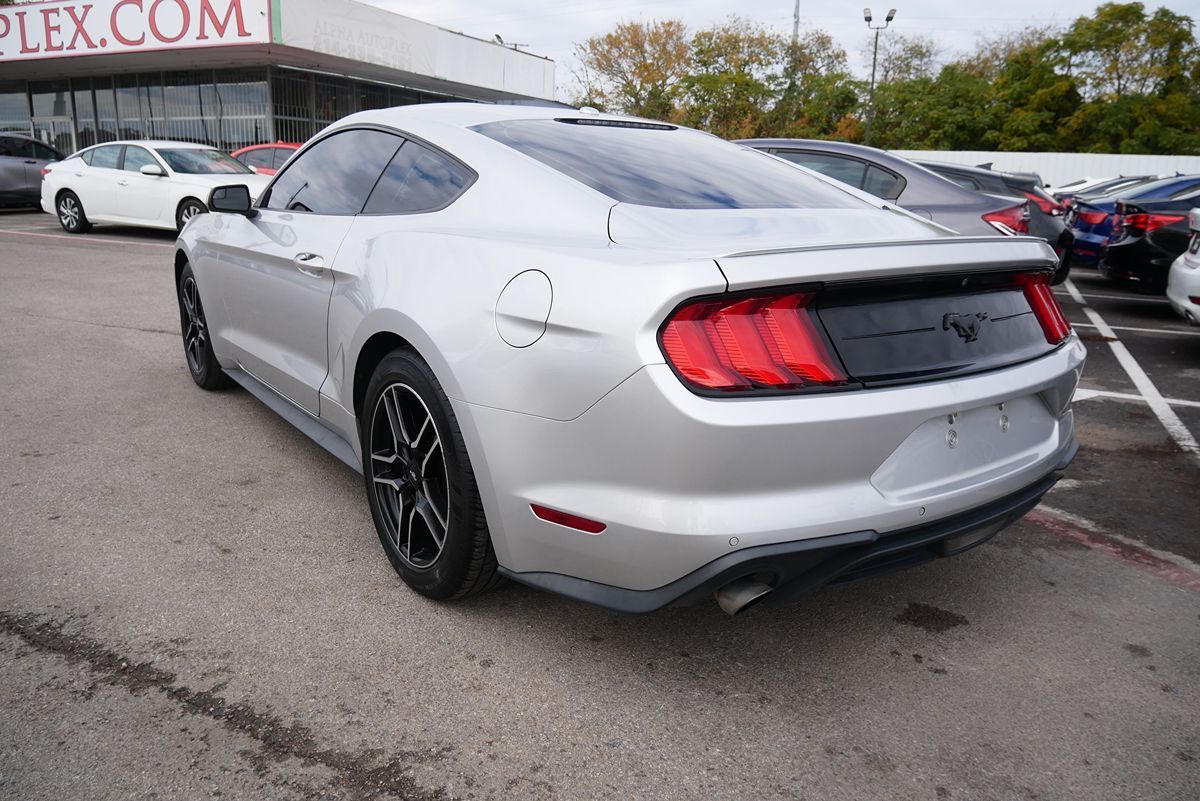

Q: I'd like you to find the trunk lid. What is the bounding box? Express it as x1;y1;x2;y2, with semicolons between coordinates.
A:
714;237;1060;388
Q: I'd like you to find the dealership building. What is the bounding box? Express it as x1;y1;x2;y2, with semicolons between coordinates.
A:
0;0;557;154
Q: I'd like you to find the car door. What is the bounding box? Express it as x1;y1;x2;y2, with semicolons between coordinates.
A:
209;127;406;414
113;145;170;224
0;136;30;202
73;144;123;219
25;141;63;201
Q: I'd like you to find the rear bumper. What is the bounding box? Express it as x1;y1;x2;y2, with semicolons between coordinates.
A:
1100;238;1174;288
457;336;1085;595
501;444;1076;614
1167;257;1200;323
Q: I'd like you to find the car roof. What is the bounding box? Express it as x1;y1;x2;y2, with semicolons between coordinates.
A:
83;140;214;150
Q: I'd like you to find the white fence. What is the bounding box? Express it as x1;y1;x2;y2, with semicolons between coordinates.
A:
892;150;1200;189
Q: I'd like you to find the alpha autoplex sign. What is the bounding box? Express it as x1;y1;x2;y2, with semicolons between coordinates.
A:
0;0;270;60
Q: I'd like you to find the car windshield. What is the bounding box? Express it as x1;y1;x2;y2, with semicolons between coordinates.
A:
157;148;252;175
473;118;865;210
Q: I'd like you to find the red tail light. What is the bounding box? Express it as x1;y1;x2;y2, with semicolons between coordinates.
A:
40;166;52;177
1023;190;1063;216
982;203;1030;235
1017;274;1071;344
660;290;848;393
1122;212;1185;232
1074;209;1108;226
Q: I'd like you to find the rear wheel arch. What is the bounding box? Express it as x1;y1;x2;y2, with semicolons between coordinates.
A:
174;249;189;291
353;331;417;420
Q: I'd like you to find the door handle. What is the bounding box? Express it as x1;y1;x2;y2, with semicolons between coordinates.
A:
118;179;128;186
23;159;37;164
74;172;84;177
293;252;325;276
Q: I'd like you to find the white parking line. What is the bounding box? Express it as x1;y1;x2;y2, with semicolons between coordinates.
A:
0;229;173;249
1073;322;1200;338
1073;387;1200;409
1065;279;1200;462
1054;289;1170;305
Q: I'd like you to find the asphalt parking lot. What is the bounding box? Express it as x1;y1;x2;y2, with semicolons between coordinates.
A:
1;209;1198;801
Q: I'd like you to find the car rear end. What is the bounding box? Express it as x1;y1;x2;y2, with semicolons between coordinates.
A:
483;229;1082;614
1101;199;1192;290
1167;209;1200;324
1066;200;1114;266
464;112;1083;614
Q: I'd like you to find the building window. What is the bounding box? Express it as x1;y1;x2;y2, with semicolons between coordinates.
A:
0;81;30;134
93;78;118;144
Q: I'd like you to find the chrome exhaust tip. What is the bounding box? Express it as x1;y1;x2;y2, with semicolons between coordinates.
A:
715;576;774;617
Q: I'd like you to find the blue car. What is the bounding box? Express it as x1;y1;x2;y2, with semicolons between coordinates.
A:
1068;175;1200;267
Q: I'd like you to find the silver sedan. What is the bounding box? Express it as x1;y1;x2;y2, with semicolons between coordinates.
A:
175;104;1084;615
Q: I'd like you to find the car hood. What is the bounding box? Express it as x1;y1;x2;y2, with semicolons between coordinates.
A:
607;204;952;256
174;172;271;197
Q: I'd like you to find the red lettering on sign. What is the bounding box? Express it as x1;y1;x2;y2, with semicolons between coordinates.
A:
65;5;98;50
0;15;10;57
197;0;249;40
148;0;189;44
110;0;144;46
16;11;39;53
42;8;64;52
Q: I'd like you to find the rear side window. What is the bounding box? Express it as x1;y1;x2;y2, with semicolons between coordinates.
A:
775;151;866;187
363;140;473;214
265;129;402;214
90;145;121;168
32;142;60;160
863;165;904;200
473;119;864;210
273;148;295;169
80;149;94;165
1;137;36;158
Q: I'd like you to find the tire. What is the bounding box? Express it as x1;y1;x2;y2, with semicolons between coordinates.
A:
177;263;232;390
361;349;501;600
56;191;91;234
176;198;206;232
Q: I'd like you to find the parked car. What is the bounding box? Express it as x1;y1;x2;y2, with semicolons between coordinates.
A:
1100;189;1200;292
1067;175;1200;267
737;139;1032;239
1166;209;1200;325
1053;175;1155;206
918;160;1073;282
0;133;63;208
230;142;301;176
41;140;270;233
177;105;1082;615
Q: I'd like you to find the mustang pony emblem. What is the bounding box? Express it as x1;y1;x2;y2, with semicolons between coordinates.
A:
943;312;989;342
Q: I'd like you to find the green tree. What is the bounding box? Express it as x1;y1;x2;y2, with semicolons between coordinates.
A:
770;30;862;139
571;20;690;119
677;17;785;139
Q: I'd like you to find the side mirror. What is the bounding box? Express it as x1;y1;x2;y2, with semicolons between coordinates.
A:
208;184;258;218
140;163;166;177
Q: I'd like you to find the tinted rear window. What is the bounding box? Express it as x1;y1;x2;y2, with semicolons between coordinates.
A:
473;119;864;210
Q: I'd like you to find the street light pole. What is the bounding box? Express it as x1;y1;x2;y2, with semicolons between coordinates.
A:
863;7;896;148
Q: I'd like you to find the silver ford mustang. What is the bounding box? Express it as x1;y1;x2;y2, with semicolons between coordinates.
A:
175;104;1084;615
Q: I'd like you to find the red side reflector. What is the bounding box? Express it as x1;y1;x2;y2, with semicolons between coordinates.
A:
40;167;51;176
660;290;847;393
1017;273;1071;345
531;504;606;534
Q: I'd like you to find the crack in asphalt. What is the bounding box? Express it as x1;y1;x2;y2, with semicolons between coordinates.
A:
18;310;177;337
0;611;453;801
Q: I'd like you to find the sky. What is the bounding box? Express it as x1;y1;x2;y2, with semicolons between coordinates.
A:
364;0;1199;101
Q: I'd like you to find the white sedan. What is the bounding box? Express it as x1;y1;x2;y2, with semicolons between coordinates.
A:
41;140;270;234
1167;208;1200;325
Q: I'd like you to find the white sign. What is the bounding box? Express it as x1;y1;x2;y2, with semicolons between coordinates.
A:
0;0;270;61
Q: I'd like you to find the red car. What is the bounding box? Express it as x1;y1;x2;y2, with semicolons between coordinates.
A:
230;142;301;176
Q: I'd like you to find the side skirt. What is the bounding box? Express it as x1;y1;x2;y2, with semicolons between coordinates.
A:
223;366;363;474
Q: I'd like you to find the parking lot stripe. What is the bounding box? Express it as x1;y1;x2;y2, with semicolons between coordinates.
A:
1065;279;1200;463
1055;290;1170;305
1073;387;1200;409
0;229;172;249
1073;322;1200;338
1027;506;1200;594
